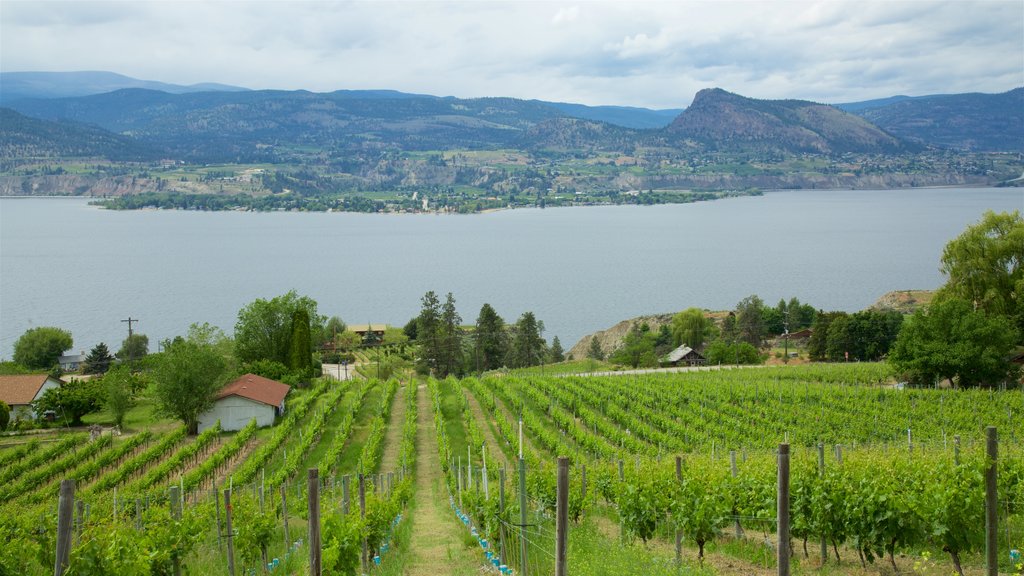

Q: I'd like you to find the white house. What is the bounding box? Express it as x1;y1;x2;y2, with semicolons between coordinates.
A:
197;373;290;433
0;374;63;419
58;353;86;372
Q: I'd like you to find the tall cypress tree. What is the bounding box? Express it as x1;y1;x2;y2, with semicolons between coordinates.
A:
509;311;545;368
416;291;442;375
439;293;463;377
288;308;312;375
474;303;507;372
549;336;565;363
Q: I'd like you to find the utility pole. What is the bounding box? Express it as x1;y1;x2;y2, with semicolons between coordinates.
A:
121;317;139;370
783;309;790;364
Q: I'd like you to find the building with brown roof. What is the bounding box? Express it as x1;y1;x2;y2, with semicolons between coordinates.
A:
0;374;63;419
197;373;291;433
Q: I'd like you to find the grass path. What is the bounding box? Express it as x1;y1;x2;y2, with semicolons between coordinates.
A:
463;388;512;469
403;384;485;576
378;382;407;473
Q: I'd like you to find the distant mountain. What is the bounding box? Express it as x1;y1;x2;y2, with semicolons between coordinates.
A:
834;95;917;113
0;71;249;103
5;89;572;161
665;88;912;154
0;107;159;161
842;88;1024;152
0;71;682;130
539;101;682;129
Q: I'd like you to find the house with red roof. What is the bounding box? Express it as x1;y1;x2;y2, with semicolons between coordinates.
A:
197;373;290;433
0;374;63;420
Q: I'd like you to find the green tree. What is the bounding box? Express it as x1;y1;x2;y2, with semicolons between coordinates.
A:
888;297;1019;388
549;336;565;363
235;291;324;365
610;324;657;368
670;308;715;349
325;316;347;340
152;336;230;434
509;311;546;368
788;297;817;330
82;342;115;375
287;309;313;375
415;291;442;375
12;327;72;370
704;340;762;365
763;299;788;335
938;210;1023;336
438;293;463;377
0;401;9;431
824;313;853;361
474;303;507;372
735;295;766;348
116;333;149;364
586;336;605;361
34;378;104;425
102;364;137;428
808;311;841;361
402;317;418;341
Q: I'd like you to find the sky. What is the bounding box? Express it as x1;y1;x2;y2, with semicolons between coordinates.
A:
1;0;1022;109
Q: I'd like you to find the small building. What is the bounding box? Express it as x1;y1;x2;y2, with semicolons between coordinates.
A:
786;328;813;341
197;374;290;433
349;324;388;343
662;345;707;367
0;374;63;419
58;353;87;372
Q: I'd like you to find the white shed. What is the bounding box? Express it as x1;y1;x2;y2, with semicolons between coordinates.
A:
198;373;290;433
0;374;63;420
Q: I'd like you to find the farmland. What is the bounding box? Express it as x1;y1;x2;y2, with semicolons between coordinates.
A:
1;363;1022;575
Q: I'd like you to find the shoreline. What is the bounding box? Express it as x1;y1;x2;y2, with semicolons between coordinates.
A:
0;185;1014;215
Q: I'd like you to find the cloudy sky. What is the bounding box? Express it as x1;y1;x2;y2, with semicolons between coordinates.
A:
2;0;1021;108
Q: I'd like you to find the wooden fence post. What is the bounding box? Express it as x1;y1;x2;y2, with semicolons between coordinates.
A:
498;467;507;567
730;450;743;538
342;475;350;515
280;485;290;551
54;479;74;576
818;443;827;565
224;489;236;576
214;481;223;551
675;456;683;568
518;457;529;576
555;457;569;576
777;444;790;576
359;474;368;574
308;469;322;576
169;486;182;576
985;427;997;576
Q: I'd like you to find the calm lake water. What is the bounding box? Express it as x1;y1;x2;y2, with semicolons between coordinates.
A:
1;188;1021;359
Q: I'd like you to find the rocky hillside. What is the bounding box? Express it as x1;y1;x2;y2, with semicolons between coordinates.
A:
571;291;932;360
567;313;677;360
868;290;935;314
666;88;912;154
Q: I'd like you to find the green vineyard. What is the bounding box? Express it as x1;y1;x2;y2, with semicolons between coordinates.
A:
1;364;1022;576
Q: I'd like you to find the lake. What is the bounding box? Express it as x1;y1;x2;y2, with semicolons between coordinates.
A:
1;188;1021;359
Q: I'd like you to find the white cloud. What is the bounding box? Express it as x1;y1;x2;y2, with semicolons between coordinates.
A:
552;5;579;24
1;0;1020;108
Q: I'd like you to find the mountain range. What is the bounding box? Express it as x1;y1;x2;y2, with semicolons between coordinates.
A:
1;71;1021;164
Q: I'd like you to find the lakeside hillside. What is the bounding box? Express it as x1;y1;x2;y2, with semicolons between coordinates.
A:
2;83;1022;212
568;289;937;360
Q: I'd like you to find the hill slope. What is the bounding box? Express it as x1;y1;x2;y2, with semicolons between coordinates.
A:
666;88;911;154
0;107;159;161
848;88;1024;152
